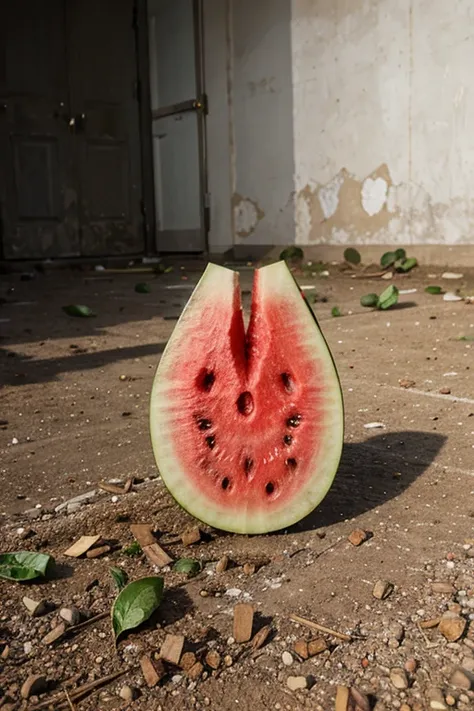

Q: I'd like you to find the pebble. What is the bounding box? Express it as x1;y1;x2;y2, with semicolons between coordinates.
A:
390;668;409;689
373;580;394;600
427;687;448;710
439;616;467;642
282;651;293;666
119;685;137;701
450;668;473;690
21;674;47;699
59;607;81;626
286;676;308;691
404;658;417;674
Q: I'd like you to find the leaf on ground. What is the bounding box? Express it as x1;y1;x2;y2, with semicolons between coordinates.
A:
457;335;474;341
110;566;128;591
112;576;164;640
331;306;342;317
397;257;418;273
394;248;406;261
123;541;142;557
135;282;151;294
173;558;201;578
380;251;397;268
360;293;379;308
343;247;361;265
377;284;399;310
425;285;443;295
279;246;304;262
62;304;96;318
0;551;53;582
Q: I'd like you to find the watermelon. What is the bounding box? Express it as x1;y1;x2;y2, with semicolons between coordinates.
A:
150;261;344;534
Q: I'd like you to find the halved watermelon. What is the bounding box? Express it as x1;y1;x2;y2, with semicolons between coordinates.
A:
150;261;343;534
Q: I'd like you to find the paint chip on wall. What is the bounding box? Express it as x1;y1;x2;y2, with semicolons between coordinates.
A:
361;177;388;216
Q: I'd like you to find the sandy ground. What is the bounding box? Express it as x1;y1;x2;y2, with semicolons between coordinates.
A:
0;257;473;711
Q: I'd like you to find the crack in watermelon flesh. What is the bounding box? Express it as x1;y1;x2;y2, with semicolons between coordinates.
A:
150;261;344;534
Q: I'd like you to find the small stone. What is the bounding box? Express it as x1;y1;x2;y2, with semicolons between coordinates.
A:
439;387;451;395
86;544;111;558
21;674;47;699
431;582;455;594
251;625;271;650
181;526;201;547
286;676;307;691
450;668;474;691
215;555;229;573
41;622;66;645
282;651;293;666
348;529;371;546
390;668;409;690
399;379;416;389
404;658;417;674
180;652;197;671
243;563;256;575
59;607;81;626
119;685;137;701
22;597;49;618
223;654;233;667
427;687;448;710
233;603;254;643
205;650;221;670
445;696;455;707
400;705;412;711
187;662;204;681
389;622;405;641
439;616;467;642
373;580;394;600
293;640;309;659
140;656;165;688
160;634;185;665
307;638;328;656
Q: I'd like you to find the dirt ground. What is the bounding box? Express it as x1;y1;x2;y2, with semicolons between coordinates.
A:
0;256;474;711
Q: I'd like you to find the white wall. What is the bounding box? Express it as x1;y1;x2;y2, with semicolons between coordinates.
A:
205;0;474;250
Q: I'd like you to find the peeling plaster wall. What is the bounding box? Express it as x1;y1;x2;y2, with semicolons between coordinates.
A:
205;0;474;250
230;0;295;246
292;0;474;245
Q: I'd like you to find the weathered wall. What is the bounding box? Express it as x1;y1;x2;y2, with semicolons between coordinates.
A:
205;0;474;251
293;0;474;246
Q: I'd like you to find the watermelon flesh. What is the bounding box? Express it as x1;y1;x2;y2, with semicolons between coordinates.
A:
150;261;344;534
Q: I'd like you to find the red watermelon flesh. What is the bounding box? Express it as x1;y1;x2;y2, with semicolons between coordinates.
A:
150;261;343;534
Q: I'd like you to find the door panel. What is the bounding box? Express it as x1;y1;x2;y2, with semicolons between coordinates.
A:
66;0;143;256
0;1;79;258
148;0;206;252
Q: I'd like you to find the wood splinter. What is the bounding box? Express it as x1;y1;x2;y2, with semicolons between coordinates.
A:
289;613;352;642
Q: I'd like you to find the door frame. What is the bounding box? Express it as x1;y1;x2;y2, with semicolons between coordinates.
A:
143;0;209;254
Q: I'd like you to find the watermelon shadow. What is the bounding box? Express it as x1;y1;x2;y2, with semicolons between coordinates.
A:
293;430;447;532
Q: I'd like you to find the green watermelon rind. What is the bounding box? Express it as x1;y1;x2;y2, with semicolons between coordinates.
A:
149;261;344;535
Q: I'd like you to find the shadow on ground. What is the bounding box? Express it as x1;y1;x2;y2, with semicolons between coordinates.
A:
294;430;446;532
0;342;167;387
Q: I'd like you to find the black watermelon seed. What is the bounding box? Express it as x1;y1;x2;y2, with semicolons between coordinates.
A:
198;418;212;430
222;477;230;490
286;414;302;428
283;434;293;445
286;458;297;471
205;435;216;449
265;482;275;495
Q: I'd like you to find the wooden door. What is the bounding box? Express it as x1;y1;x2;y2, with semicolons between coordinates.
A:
66;0;144;256
0;0;79;259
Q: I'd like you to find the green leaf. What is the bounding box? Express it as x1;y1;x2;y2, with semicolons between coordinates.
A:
135;282;151;294
62;304;96;318
377;285;399;310
457;335;474;341
394;248;406;261
380;251;397;268
0;551;53;582
360;293;379;308
123;541;142;557
331;306;342;317
425;285;443;295
173;558;201;578
397;257;418;273
279;246;304;262
112;576;164;640
110;566;128;591
164;266;174;274
343;248;361;265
